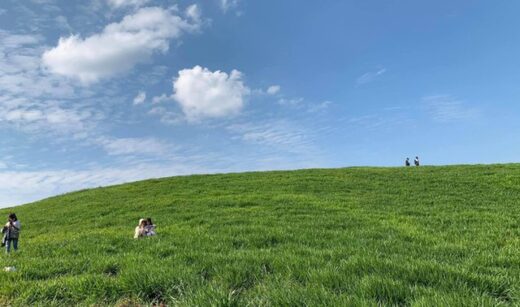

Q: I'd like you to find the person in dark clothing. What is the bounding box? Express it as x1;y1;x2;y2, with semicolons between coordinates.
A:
405;158;411;167
414;156;420;166
4;213;20;253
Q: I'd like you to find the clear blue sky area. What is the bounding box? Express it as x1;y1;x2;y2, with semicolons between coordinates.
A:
0;0;519;205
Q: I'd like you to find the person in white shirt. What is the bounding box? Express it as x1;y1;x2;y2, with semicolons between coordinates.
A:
134;219;147;239
4;213;21;253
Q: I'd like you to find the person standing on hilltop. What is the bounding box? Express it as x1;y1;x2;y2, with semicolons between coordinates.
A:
405;158;411;167
4;213;21;253
414;156;420;166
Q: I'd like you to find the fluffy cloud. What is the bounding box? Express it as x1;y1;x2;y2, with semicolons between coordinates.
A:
42;7;201;84
173;66;250;121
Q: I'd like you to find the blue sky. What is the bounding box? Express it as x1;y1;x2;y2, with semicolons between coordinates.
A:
0;0;519;206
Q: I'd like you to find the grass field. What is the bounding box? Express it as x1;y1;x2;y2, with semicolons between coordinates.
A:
0;164;519;306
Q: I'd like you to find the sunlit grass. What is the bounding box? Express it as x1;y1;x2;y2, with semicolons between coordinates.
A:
0;164;518;306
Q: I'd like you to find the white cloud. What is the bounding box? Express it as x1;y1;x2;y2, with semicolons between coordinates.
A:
0;32;75;98
185;4;201;23
173;66;250;121
42;7;201;84
267;85;281;95
227;120;313;153
356;68;386;85
148;106;184;125
0;31;106;142
307;100;332;113
107;0;150;9
423;95;480;122
133;91;146;105
0;32;42;49
0;96;102;136
278;97;303;106
220;0;240;12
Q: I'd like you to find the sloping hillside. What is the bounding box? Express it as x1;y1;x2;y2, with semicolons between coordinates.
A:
0;165;519;306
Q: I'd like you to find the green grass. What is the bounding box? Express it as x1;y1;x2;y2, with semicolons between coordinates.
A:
0;164;519;306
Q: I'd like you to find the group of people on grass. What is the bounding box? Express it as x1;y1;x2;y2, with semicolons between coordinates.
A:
0;212;153;254
405;156;420;167
134;218;156;239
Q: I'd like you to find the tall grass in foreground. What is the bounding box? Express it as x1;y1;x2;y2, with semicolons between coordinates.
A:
0;164;518;306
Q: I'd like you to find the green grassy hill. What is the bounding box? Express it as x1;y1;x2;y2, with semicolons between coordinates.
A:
0;164;519;306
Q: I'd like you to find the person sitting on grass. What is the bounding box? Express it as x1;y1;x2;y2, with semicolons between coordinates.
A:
145;218;156;236
4;213;21;253
134;218;148;239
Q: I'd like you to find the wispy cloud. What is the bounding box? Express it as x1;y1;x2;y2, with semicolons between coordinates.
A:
0;162;209;206
148;106;184;125
133;91;146;105
356;68;386;86
227;120;314;153
107;0;150;9
347;114;408;131
266;85;281;95
0;97;102;136
220;0;240;13
0;30;175;165
278;97;304;106
307;100;332;113
94;137;175;157
0;31;104;137
423;95;480;122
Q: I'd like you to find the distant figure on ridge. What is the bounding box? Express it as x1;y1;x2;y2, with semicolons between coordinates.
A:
145;218;156;236
134;218;148;239
414;156;420;167
405;158;411;167
2;213;21;253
